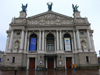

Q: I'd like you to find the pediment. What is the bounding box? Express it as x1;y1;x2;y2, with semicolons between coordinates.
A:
27;11;74;25
27;11;72;20
12;11;89;25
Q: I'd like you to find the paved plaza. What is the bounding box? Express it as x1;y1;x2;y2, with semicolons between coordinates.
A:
0;69;100;75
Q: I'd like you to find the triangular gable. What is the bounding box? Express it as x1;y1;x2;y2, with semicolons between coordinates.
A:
27;11;72;19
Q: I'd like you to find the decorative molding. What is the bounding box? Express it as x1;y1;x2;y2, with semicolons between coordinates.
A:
45;31;56;38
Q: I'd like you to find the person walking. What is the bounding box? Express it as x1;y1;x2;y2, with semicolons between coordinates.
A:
14;65;18;75
73;66;75;74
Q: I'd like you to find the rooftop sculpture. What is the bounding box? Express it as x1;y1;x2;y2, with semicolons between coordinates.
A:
47;2;53;11
72;4;79;12
21;4;28;12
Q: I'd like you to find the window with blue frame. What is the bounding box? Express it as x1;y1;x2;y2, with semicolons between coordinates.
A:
29;34;37;51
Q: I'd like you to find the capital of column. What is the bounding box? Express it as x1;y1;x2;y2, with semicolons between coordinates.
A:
42;30;45;32
11;28;14;31
22;28;25;31
73;30;76;32
56;30;58;32
39;30;41;32
87;29;89;31
60;30;62;32
25;29;28;32
76;29;79;31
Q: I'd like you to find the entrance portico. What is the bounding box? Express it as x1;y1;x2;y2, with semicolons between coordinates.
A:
44;54;57;70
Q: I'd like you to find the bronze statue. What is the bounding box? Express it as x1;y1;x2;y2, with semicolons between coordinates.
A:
72;4;79;12
21;4;28;12
47;2;53;11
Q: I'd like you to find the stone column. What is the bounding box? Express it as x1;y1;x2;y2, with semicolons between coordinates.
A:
20;29;25;52
39;30;41;50
9;29;14;51
91;35;95;52
60;30;62;50
54;57;56;69
55;39;56;51
87;29;92;50
27;57;29;70
35;57;37;70
76;29;81;52
72;57;74;64
65;57;66;69
73;30;77;52
56;30;59;50
46;58;47;69
24;30;28;53
45;38;46;51
27;39;29;52
42;30;44;50
5;35;10;52
37;38;39;51
72;39;74;52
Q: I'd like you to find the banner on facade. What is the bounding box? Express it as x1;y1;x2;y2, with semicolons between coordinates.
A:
30;38;37;51
64;38;71;51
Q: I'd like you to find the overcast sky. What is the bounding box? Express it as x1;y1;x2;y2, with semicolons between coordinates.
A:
0;0;100;56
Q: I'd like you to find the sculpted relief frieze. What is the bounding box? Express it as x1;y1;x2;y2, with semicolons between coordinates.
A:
27;14;74;25
27;19;73;25
14;19;26;24
36;14;65;19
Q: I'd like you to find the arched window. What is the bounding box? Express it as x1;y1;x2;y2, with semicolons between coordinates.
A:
29;33;37;51
46;33;54;50
63;33;72;51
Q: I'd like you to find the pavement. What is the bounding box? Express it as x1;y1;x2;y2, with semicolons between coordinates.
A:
0;69;100;75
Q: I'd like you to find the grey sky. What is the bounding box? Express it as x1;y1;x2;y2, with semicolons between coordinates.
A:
0;0;100;56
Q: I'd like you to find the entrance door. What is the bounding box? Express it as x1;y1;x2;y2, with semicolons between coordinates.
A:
48;58;54;69
29;58;35;69
66;57;72;69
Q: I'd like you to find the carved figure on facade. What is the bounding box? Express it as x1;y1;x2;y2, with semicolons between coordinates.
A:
72;4;79;12
14;40;19;50
21;4;28;12
81;40;86;50
47;2;53;11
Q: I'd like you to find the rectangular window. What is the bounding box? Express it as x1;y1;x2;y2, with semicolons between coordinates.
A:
12;57;15;63
86;56;89;62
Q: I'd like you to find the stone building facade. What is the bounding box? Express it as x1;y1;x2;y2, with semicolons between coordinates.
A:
0;51;4;67
2;9;98;70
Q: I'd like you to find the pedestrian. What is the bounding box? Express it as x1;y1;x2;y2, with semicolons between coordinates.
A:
14;65;18;75
37;66;40;71
73;65;75;74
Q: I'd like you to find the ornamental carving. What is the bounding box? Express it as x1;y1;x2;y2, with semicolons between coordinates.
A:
74;19;87;24
14;19;26;24
27;19;73;25
45;31;56;38
36;14;65;19
28;31;39;38
62;31;73;37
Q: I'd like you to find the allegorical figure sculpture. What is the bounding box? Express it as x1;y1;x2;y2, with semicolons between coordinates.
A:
21;4;28;12
72;4;79;12
47;2;53;11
